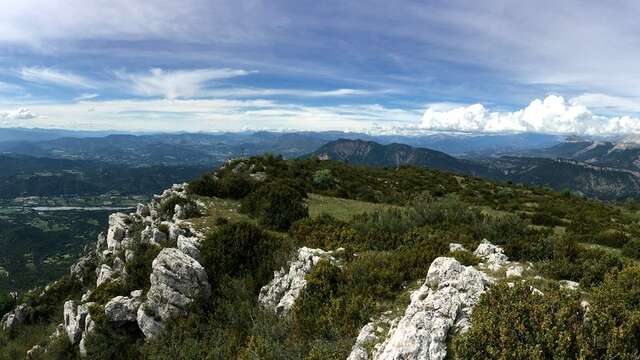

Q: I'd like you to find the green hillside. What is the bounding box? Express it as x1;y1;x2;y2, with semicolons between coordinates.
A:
2;156;640;359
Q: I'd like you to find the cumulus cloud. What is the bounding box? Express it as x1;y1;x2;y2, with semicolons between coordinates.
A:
0;108;36;120
20;67;96;88
118;68;251;100
421;95;640;135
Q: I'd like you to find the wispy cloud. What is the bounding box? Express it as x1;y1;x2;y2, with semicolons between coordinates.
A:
20;67;96;89
73;93;99;101
117;68;252;100
0;108;36;121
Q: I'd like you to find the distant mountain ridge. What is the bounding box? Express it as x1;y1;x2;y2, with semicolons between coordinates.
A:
313;139;640;200
313;139;496;177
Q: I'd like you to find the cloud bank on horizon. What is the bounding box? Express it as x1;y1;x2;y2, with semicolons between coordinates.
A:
421;96;640;135
0;1;639;134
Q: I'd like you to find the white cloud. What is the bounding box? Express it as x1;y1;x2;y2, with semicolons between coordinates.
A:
0;108;36;120
118;68;251;100
20;67;95;88
0;98;418;132
74;93;99;101
570;93;640;113
421;95;640;135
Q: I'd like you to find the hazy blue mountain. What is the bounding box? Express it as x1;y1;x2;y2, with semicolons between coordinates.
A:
312;138;640;201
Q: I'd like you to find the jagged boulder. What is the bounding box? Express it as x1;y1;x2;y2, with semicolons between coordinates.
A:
368;257;491;360
63;301;94;345
137;248;210;339
1;303;29;332
474;239;509;271
95;264;115;287
105;293;142;323
258;247;338;315
137;203;150;217
106;213;129;251
70;253;96;286
177;235;202;261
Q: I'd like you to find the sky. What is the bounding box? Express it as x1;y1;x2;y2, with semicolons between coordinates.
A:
0;0;639;135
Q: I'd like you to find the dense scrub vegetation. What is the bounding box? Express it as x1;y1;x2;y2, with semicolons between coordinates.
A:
3;155;640;359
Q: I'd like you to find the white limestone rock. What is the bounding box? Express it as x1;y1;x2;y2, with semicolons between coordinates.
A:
137;248;210;339
559;280;580;291
136;203;150;217
1;303;29;332
448;243;467;253
474;240;509;271
63;301;94;345
258;247;337;315
105;296;142;323
372;257;491;360
177;235;202;261
95;264;114;287
506;264;524;278
106;213;129;251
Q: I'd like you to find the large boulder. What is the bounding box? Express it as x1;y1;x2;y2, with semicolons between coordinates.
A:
106;213;133;252
137;248;210;339
474;239;509;271
1;303;29;332
366;257;491;360
177;235;202;261
95;264;115;287
105;294;142;323
258;247;337;315
63;301;94;345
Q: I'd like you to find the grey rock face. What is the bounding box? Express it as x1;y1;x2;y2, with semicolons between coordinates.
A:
177;235;202;261
64;301;94;345
258;247;337;315
137;203;150;217
70;253;96;286
95;264;114;287
1;303;29;332
105;295;142;323
137;248;210;338
474;239;509;271
560;280;580;291
107;213;129;251
448;243;467;252
369;257;491;360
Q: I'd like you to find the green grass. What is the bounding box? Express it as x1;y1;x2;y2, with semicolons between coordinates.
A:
307;193;397;221
189;196;252;234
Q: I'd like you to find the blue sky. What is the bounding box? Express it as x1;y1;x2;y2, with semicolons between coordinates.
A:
0;0;639;134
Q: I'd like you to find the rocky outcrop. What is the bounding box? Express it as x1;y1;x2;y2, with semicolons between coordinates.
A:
137;248;210;338
347;313;396;360
371;257;492;360
258;247;338;315
106;213;129;252
95;264;115;287
1;303;29;332
474;239;509;272
177;235;202;261
63;300;94;345
105;292;143;324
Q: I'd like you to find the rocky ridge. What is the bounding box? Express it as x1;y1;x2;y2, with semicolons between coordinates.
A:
258;247;341;315
11;183;211;358
347;241;512;360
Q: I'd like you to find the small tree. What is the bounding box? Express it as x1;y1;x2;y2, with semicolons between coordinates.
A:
241;182;309;230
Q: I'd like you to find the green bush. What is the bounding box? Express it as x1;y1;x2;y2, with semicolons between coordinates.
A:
200;222;290;294
188;173;257;199
453;283;584;359
622;239;640;260
450;250;480;266
241;182;309;230
579;266;640;358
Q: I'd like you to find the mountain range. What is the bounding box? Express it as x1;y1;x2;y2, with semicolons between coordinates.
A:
314;138;640;200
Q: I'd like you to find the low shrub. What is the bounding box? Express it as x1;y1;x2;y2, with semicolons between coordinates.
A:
622;239;640;260
241;182;309;230
453;283;584;359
